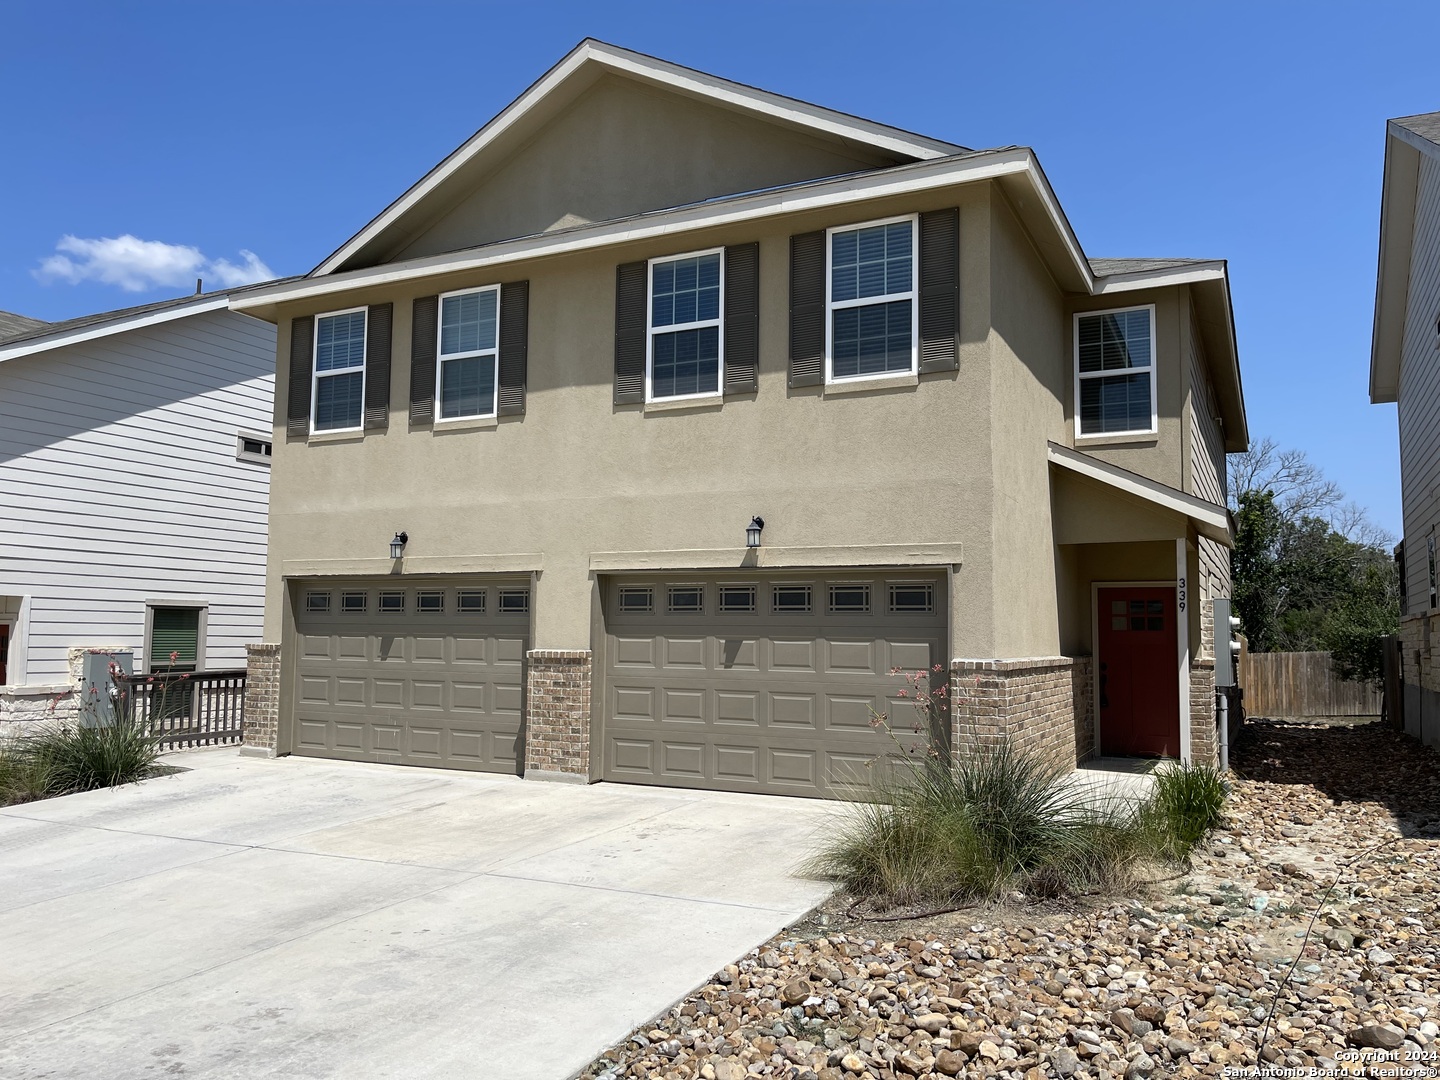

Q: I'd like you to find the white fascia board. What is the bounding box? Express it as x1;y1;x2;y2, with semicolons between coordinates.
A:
1091;262;1227;294
311;40;960;278
1370;131;1421;404
237;151;1072;314
0;296;231;364
1047;441;1232;546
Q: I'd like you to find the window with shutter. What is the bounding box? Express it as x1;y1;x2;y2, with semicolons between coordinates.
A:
148;606;201;673
286;315;314;438
647;249;723;401
498;280;529;415
826;216;917;382
788;231;825;387
614;262;647;403
724;243;759;394
410;295;439;424
312;309;367;432
436;286;500;420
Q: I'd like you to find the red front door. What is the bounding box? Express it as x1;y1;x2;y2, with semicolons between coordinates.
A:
1097;587;1179;757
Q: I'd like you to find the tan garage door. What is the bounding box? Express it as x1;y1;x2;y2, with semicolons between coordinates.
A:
601;573;947;798
292;578;529;773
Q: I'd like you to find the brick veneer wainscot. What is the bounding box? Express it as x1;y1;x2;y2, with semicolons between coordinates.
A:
949;657;1093;769
242;643;281;755
524;650;592;777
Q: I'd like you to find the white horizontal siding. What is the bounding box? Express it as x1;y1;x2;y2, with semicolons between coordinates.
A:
1399;154;1440;617
0;309;274;680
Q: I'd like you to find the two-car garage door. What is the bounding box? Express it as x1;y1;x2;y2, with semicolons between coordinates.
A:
600;572;948;798
292;578;530;773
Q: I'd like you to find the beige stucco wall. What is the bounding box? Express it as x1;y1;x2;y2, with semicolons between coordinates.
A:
386;74;906;264
266;183;1006;656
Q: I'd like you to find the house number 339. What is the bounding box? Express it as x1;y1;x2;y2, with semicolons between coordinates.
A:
1177;576;1187;613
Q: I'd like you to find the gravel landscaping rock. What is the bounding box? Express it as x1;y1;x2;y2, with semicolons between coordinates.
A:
581;720;1439;1078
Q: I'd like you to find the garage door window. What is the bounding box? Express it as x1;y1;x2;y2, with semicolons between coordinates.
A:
458;590;486;613
828;584;870;613
772;584;812;613
306;591;330;614
618;587;653;614
718;585;756;613
417;591;445;613
888;583;935;614
341;591;367;614
497;589;530;614
378;591;405;613
667;585;703;613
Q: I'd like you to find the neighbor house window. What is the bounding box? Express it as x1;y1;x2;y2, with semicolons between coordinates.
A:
827;216;917;382
236;432;272;464
148;606;201;672
648;250;723;400
1074;305;1156;437
437;286;499;420
313;309;367;432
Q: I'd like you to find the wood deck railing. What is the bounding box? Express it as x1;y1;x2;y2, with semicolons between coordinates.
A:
117;669;246;748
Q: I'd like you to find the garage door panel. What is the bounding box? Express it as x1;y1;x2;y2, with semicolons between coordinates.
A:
292;579;531;774
770;693;816;729
716;691;759;725
602;572;946;798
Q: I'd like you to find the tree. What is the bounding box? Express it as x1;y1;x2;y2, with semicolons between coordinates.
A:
1230;444;1399;686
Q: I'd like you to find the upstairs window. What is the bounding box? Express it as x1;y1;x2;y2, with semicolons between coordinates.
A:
648;250;722;400
313;309;367;432
1075;305;1156;437
827;216;917;381
438;286;500;420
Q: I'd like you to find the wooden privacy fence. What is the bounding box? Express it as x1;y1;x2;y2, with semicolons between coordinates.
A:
1238;650;1382;718
117;669;247;748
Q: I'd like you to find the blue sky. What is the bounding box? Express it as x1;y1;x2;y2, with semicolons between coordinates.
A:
3;1;1432;537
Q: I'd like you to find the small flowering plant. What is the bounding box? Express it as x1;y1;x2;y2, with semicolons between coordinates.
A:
868;662;949;766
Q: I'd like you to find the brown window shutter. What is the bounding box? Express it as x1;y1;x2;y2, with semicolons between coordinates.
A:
409;295;438;425
614;261;646;404
788;231;824;387
364;303;393;431
723;243;759;394
286;315;314;437
918;208;960;373
498;281;529;416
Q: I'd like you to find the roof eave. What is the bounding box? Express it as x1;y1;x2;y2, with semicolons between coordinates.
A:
0;295;232;364
1370;126;1425;404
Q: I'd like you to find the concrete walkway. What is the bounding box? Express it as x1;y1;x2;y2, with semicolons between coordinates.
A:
0;749;834;1079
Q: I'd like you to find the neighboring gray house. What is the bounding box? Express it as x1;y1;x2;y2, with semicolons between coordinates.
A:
1371;110;1440;748
0;291;277;727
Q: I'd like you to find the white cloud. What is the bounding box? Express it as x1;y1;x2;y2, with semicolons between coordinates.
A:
34;234;274;293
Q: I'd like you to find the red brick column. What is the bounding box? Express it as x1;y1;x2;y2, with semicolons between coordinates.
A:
1190;659;1218;767
241;643;281;757
524;650;593;781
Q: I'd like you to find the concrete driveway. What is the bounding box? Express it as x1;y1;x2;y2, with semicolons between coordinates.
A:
0;749;834;1079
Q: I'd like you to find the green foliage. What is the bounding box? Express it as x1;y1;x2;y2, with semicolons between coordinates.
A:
0;714;162;805
1143;761;1228;861
1233;488;1399;685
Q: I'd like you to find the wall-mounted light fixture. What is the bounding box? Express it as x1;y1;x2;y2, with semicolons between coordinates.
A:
389;531;409;560
745;516;765;549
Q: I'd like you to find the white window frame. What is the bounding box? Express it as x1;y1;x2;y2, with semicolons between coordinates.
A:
1073;303;1158;440
825;213;919;385
311;306;367;435
435;284;501;422
235;431;272;464
645;247;725;403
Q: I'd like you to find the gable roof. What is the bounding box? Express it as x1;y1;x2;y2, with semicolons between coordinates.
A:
0;310;48;342
1371;110;1440;403
312;38;966;278
0;279;297;364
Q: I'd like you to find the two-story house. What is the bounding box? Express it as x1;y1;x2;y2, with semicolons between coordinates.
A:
232;41;1245;797
1371;110;1440;750
0;291;276;728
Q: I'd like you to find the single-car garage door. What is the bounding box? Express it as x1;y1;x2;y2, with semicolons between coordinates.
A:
601;573;947;798
292;578;529;772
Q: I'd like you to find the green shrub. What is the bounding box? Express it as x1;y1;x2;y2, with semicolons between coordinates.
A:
0;741;57;806
4;715;162;800
1144;760;1228;860
807;741;1154;907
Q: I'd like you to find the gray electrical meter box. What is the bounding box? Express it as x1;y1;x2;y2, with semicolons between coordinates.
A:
1213;599;1242;689
79;649;133;727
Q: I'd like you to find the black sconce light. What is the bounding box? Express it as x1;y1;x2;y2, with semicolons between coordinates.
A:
745;516;765;549
389;531;409;559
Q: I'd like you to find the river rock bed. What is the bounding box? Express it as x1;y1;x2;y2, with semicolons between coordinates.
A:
580;720;1439;1079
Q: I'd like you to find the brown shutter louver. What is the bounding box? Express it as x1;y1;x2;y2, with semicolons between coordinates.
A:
409;295;439;425
498;281;529;416
614;261;647;404
918;208;960;373
723;243;759;394
788;231;825;387
286;314;314;437
364;302;393;430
